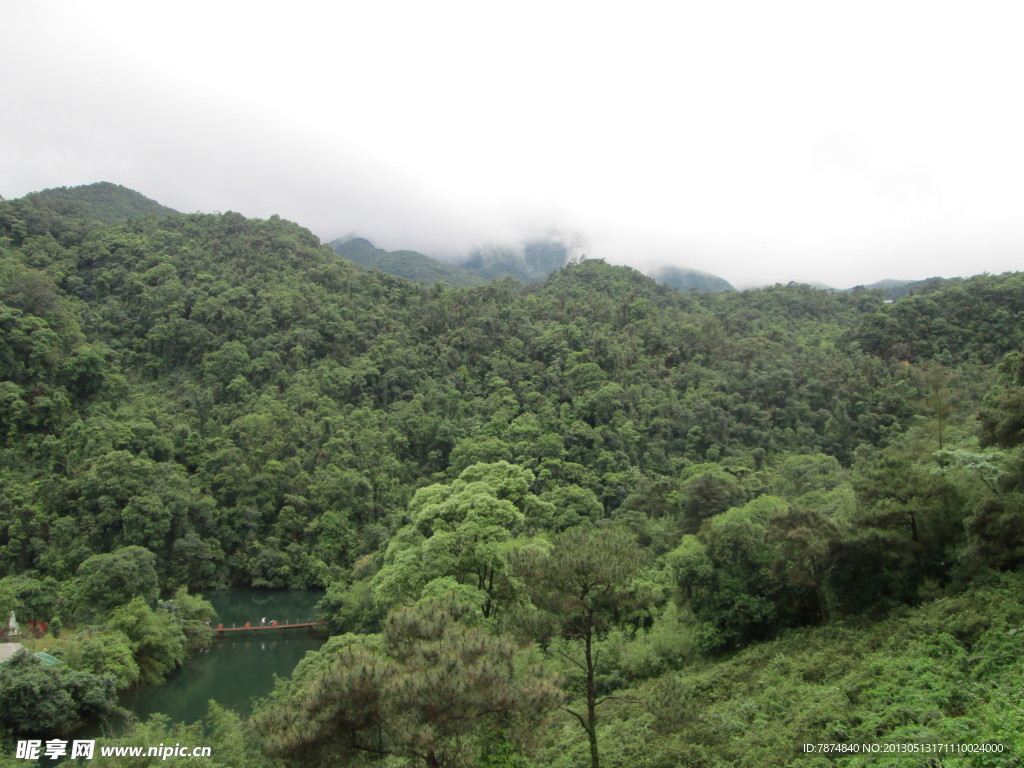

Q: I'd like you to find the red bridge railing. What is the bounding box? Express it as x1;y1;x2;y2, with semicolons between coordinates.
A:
215;620;325;632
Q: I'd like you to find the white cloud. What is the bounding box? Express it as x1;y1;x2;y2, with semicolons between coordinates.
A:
3;1;1024;288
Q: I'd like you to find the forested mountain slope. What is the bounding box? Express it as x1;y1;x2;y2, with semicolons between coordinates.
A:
331;237;487;287
2;184;1023;766
849;272;1024;363
0;189;916;588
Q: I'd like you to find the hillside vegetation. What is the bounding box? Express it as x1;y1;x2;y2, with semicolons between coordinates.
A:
332;237;487;287
1;183;1023;767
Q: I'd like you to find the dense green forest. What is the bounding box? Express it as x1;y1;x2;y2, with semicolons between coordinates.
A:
2;183;1023;766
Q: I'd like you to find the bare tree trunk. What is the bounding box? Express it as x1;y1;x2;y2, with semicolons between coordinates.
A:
584;617;600;768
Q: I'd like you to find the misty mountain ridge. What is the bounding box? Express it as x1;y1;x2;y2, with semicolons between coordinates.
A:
3;183;981;293
332;236;740;293
331;237;487;287
331;237;573;287
461;240;570;283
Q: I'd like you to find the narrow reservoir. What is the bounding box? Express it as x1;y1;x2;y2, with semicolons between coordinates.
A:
119;589;325;724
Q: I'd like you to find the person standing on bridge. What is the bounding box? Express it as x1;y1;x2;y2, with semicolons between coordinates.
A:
261;617;266;626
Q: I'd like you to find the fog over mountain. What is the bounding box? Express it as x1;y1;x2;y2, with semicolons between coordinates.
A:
5;3;1024;289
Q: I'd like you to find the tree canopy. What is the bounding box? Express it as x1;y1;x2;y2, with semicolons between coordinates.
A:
2;183;1023;767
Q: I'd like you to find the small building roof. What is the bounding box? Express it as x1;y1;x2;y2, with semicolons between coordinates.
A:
0;643;28;664
0;644;63;668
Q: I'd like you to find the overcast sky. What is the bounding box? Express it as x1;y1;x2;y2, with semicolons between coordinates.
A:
4;1;1023;288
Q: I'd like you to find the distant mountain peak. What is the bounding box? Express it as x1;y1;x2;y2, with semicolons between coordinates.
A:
647;265;735;293
22;182;177;223
342;236;375;248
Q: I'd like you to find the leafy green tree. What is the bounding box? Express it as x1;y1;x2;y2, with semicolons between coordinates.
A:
162;586;215;623
678;466;746;531
0;573;57;622
0;650;117;736
448;437;514;474
774;453;844;499
65;629;141;688
69;546;159;621
318;578;380;635
69;544;158;622
373;462;544;617
107;598;186;685
669;497;791;649
539;485;605;531
169;532;225;590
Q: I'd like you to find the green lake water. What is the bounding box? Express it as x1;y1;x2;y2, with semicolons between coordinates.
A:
118;590;325;724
